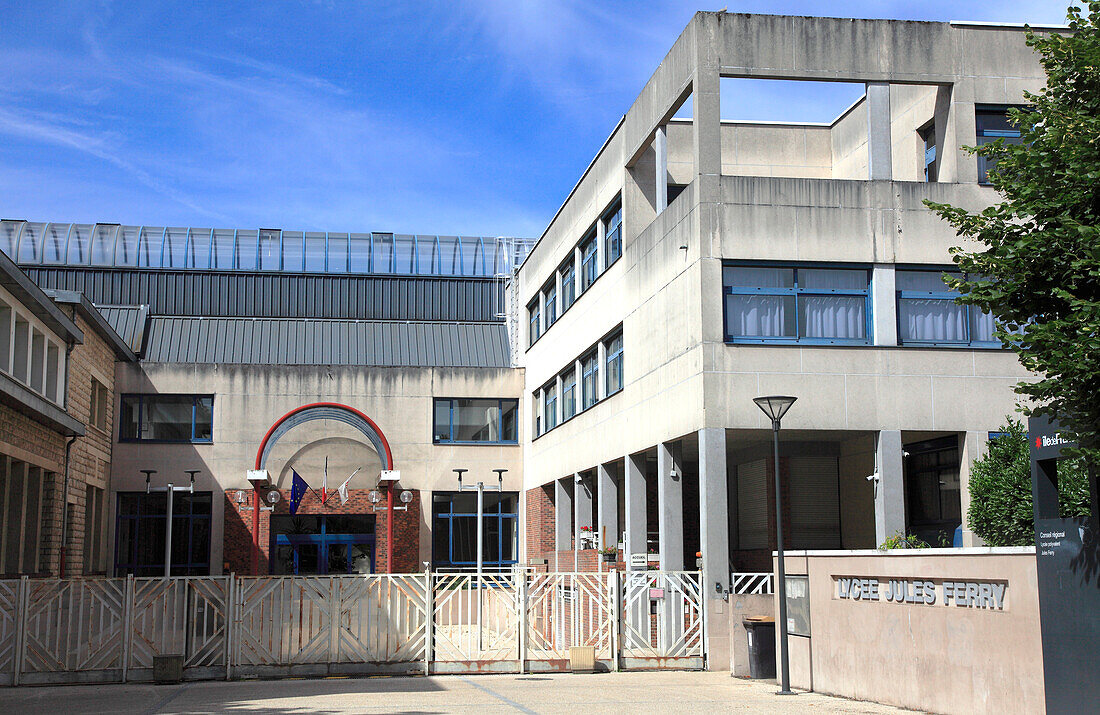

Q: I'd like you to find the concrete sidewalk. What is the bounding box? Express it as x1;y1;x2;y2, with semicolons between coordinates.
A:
4;670;915;714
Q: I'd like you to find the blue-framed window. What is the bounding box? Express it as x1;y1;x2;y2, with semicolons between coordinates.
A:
723;265;871;344
562;368;577;421
580;233;598;291
119;394;214;442
561;259;576;310
605;332;623;396
920;124;937;182
604;203;622;267
581;351;599;410
544;282;558;327
528;300;541;345
433;398;518;444
896;270;998;347
976;107;1024;184
432;491;518;571
543;382;558;431
270;515;375;575
114;491;211;576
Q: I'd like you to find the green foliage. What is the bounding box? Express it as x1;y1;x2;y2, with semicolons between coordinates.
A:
967;418;1092;546
925;3;1100;464
878;531;930;550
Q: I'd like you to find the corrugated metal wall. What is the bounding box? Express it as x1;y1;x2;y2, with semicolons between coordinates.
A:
22;267;505;322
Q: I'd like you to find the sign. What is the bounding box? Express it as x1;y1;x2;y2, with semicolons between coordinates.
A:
246;469;269;485
649;588;665;599
834;576;1006;610
1028;415;1076;461
785;575;811;636
629;553;647;568
379;469;400;482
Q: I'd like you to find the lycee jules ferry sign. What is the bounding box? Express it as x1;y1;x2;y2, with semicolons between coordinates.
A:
835;577;1007;610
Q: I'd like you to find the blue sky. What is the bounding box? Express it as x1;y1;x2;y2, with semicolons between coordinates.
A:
0;1;1078;238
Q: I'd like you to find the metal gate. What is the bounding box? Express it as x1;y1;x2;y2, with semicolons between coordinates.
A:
0;570;706;684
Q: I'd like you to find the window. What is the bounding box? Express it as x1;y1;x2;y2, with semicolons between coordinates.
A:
544;282;558;327
432;492;518;571
976;107;1024;184
433;398;518;444
543;382;558;431
119;394;214;442
580;233;598;291
561;368;577;421
605;333;623;395
603;203;622;266
115;491;212;576
919;124;937;182
904;437;961;546
528;300;541;345
83;484;105;574
0;300;10;374
896;270;997;346
723;265;870;344
581;352;599;410
90;378;109;431
1;460;47;575
561;259;576;310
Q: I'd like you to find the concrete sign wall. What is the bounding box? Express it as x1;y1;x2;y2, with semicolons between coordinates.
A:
778;548;1042;715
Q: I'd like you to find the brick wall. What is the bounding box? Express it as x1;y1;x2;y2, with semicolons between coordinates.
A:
524;484;554;561
223;486;421;575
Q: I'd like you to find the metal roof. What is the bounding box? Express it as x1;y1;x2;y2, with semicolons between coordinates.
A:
22;267;507;322
0;247;83;344
93;304;149;355
138;317;512;367
42;290;137;362
1;220;535;279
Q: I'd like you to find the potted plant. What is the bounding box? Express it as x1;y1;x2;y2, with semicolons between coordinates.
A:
600;546;618;563
579;525;595;550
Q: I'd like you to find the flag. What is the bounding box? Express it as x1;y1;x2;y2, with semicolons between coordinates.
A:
338;467;361;505
321;456;328;505
290;470;309;515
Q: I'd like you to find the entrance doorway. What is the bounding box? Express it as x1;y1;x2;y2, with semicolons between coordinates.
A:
270;514;376;575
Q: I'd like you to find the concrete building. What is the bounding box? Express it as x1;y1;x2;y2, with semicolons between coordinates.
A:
515;13;1042;662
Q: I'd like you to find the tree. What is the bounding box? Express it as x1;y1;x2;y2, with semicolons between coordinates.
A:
968;418;1092;546
925;3;1100;466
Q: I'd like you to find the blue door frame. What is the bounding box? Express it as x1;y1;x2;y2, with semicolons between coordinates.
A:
271;530;376;575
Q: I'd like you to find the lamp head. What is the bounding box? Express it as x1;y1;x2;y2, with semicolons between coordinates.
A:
753;395;797;424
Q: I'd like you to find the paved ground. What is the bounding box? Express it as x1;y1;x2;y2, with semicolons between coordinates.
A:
5;671;916;714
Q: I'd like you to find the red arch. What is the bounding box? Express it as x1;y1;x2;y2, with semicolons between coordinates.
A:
253;402;395;471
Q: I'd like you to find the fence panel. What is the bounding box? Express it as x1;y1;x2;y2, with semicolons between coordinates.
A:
332;575;427;665
525;573;613;667
234;576;336;669
0;580;19;685
129;576;230;680
20;579;129;684
431;573;519;672
619;571;704;668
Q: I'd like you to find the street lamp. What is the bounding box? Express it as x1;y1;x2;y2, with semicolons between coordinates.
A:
456;467;505;651
144;469;199;578
753;395;797;695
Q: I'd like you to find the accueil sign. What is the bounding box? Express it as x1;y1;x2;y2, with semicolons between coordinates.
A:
835;577;1006;610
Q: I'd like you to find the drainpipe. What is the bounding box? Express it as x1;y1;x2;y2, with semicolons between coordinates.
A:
57;337;79;577
387;482;394;573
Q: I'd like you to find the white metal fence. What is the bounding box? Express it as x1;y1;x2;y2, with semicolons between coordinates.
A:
0;571;704;684
730;572;774;595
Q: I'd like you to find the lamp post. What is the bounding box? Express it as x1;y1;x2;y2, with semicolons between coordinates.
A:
753;395;797;695
144;469;199;578
456;467;505;651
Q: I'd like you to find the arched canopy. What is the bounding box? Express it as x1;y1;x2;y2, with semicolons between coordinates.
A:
255;402;393;472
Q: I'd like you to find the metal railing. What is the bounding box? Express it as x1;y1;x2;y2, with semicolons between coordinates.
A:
730;572;775;595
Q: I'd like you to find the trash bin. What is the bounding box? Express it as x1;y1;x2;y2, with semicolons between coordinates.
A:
743;616;776;679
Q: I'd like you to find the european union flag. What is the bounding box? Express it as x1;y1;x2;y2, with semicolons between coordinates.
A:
290;470;309;515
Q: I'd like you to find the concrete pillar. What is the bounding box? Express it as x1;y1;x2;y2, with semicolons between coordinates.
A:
574;473;593;570
537;289;546;336
698;428;729;595
554;267;563;317
874;430;906;545
554;477;572;555
554;374;564;426
597;341;608;400
693;42;721;198
866;82;893;181
596;463;618;553
657;441;684;570
596;209;607;272
573;246;583;297
655;125;668;214
871;264;897;346
624;453;647;570
574;359;584;411
958;431;985;547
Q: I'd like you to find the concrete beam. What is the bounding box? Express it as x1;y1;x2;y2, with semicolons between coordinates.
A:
871;264;897;346
698;428;729;598
866;82;893;181
958;431;985;547
658;441;684;570
624;452;647;570
655;125;668;214
874;430;906;545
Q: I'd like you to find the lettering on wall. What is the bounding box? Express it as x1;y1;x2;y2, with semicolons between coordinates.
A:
835;577;1007;610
